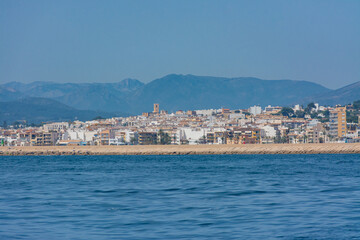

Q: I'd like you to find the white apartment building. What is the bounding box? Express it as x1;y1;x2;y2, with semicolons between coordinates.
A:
176;127;208;145
249;106;262;116
43;122;69;132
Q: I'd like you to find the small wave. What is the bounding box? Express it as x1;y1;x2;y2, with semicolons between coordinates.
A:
227;190;267;196
163;188;181;192
319;187;355;193
93;189;117;193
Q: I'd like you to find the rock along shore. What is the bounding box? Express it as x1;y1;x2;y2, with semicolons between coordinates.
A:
0;143;360;156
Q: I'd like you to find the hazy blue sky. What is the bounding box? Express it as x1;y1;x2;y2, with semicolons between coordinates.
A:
0;0;359;89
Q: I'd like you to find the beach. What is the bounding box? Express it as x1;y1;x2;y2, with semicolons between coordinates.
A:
0;143;360;156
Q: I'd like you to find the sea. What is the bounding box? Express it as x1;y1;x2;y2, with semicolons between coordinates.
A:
0;154;360;239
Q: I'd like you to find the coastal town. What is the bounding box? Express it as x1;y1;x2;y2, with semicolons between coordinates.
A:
1;101;360;147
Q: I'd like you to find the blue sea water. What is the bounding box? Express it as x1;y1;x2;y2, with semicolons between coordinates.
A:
0;154;360;239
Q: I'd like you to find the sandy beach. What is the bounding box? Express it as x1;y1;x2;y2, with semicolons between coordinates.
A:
0;143;360;156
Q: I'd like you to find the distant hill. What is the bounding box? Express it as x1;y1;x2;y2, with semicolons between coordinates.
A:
308;81;360;106
1;79;144;112
0;85;23;101
0;97;125;124
4;74;357;116
128;74;330;113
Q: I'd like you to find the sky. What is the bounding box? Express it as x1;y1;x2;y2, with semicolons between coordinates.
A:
0;0;359;89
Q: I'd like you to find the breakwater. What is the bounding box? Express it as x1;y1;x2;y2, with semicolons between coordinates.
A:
0;143;360;155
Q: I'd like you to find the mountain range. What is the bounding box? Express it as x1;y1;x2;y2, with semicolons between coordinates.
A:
0;97;123;124
0;74;359;123
0;78;144;112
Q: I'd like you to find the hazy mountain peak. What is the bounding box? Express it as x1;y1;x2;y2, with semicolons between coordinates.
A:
310;81;360;105
119;78;144;87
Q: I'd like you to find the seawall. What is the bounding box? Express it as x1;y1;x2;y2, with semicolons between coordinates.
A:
0;143;360;156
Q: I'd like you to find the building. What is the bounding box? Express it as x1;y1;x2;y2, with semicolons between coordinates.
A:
228;128;261;144
138;132;158;145
153;103;159;114
306;123;325;143
213;131;228;144
260;125;278;144
187;110;196;116
176;128;207;145
43;122;69;132
100;130;115;145
249;106;262;116
329;107;347;138
33;131;58;146
222;108;230;114
195;109;221;116
294;104;302;112
264;105;282;114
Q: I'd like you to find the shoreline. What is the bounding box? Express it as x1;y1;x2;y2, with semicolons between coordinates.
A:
0;143;360;156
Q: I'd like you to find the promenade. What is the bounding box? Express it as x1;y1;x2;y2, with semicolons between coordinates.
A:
0;143;360;155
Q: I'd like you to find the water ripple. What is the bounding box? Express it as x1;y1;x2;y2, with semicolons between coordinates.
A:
0;154;360;239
